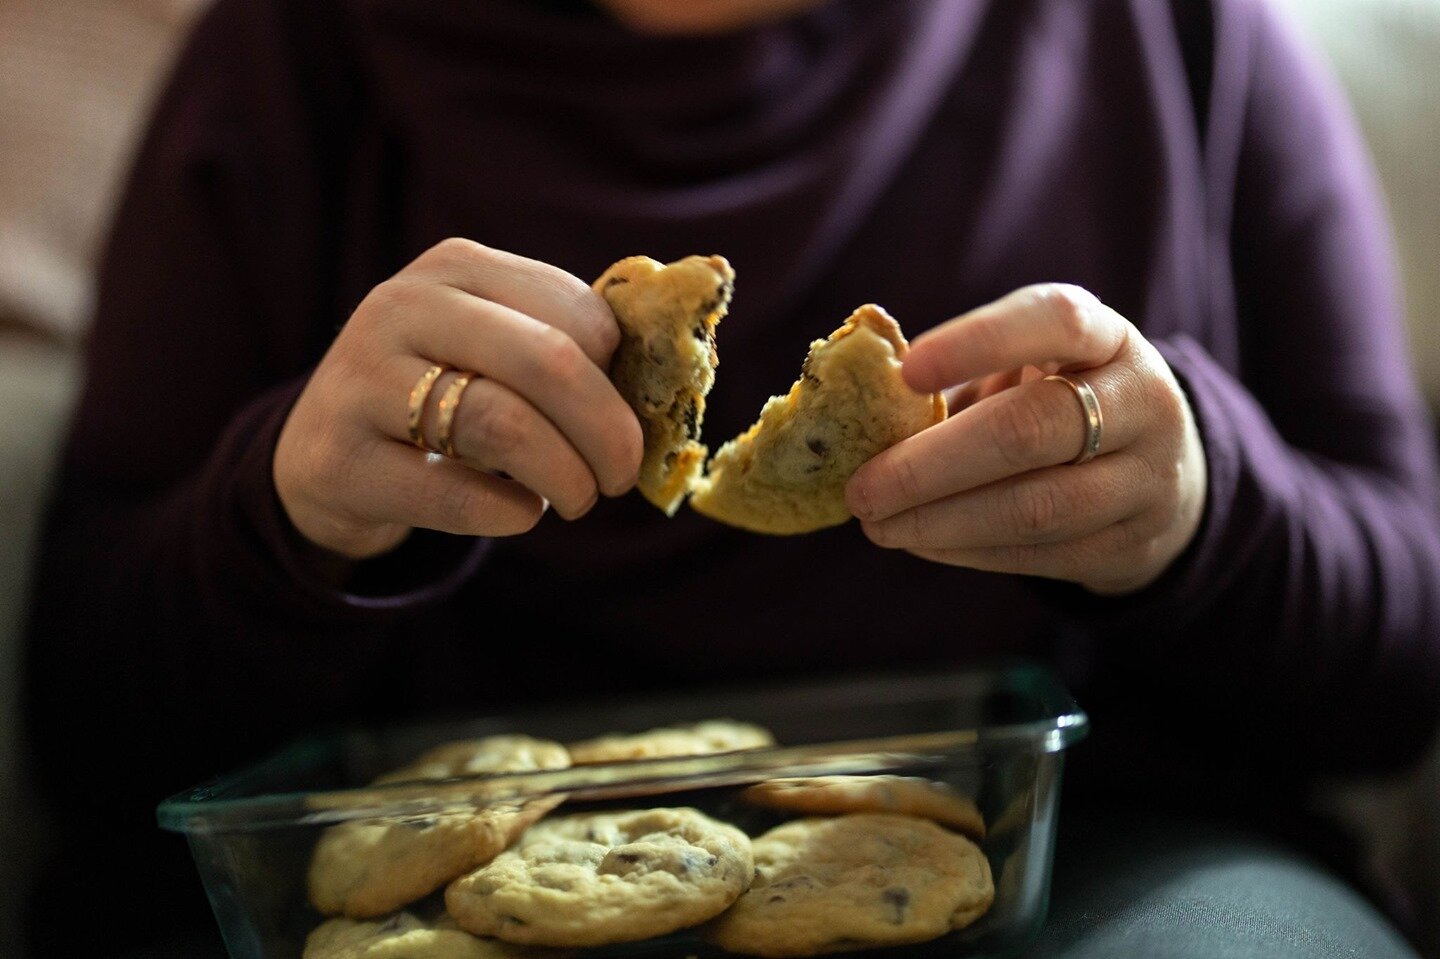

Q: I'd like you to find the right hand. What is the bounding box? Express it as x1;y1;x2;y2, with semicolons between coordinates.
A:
274;238;644;561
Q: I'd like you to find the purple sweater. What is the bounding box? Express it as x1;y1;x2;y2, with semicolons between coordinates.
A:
24;0;1440;827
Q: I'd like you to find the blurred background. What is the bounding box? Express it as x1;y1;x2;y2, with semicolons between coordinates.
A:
1;1;1437;957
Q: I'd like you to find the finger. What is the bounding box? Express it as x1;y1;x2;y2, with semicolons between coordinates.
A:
412;238;620;367
849;363;1142;522
903;284;1130;393
400;292;643;497
905;514;1155;590
858;452;1152;553
375;363;602;520
943;366;1029;414
342;438;548;539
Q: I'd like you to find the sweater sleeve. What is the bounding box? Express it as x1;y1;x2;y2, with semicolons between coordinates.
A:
21;0;485;811
1041;0;1440;776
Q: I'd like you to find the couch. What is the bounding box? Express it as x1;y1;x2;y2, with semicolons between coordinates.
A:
2;1;1438;956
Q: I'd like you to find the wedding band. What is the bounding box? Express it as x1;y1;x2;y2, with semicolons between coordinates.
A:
1044;373;1103;465
436;372;476;459
407;364;448;451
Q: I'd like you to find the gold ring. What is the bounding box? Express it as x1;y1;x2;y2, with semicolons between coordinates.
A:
407;364;448;451
1044;373;1103;465
436;372;476;459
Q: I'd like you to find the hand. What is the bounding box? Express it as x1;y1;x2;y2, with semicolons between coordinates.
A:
846;284;1207;595
274;239;644;561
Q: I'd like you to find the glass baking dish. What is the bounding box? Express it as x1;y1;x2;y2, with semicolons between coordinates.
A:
158;660;1088;959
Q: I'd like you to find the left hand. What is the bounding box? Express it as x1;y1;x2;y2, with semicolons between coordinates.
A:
845;284;1207;596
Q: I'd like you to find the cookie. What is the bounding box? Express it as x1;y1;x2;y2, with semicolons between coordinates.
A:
566;719;776;765
741;776;986;840
689;303;946;535
703;813;994;957
303;912;549;959
596;254;734;516
373;737;571;785
446;807;754;947
308;736;571;918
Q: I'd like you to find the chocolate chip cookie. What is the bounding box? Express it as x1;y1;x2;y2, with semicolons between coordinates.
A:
567;719;775;765
446;807;754;947
704;813;994;957
308;736;571;918
303;912;555;959
741;776;986;840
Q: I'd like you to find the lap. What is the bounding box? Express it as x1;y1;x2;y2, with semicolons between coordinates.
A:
1021;804;1421;959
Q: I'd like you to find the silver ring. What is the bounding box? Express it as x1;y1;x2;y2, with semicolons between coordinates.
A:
1044;373;1103;465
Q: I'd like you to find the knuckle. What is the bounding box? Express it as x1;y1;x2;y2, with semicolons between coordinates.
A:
1154;381;1189;444
461;388;527;461
546;271;620;358
1033;283;1101;343
327;435;369;491
905;504;940;551
1007;481;1060;541
581;289;623;359
988;396;1053;469
876;451;924;512
437;475;482;531
431;236;487;268
360;279;423;328
530;324;591;385
1118;516;1163;563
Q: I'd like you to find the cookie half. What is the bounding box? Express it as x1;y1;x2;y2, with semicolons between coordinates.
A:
308;736;571;918
596;254;734;516
689;304;946;535
703;813;994;957
566;719;776;765
446;807;754;948
741;776;986;841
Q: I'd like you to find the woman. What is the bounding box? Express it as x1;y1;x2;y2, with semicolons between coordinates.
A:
22;0;1440;955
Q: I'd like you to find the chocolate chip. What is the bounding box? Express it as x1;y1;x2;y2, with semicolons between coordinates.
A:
682;397;701;440
882;887;911;924
680;850;714;874
806;437;829;457
616;852;643;864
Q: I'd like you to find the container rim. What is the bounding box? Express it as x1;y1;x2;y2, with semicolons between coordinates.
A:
157;661;1088;835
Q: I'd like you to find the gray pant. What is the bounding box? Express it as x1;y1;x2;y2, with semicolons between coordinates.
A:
1022;807;1422;959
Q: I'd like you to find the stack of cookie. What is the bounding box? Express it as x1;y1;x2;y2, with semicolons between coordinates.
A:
301;723;994;959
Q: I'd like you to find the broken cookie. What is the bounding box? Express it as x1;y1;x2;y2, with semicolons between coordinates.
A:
595;254;734;517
